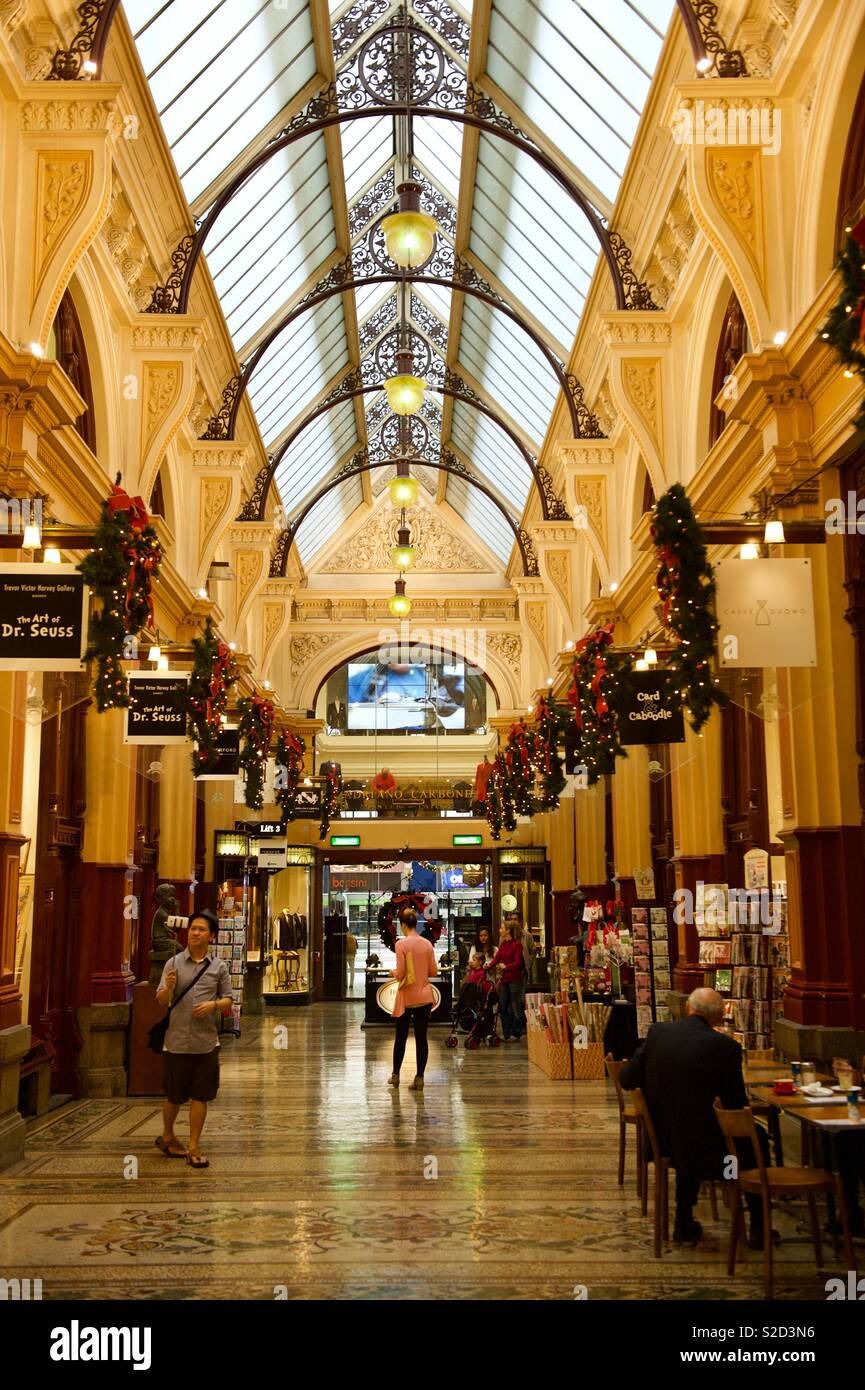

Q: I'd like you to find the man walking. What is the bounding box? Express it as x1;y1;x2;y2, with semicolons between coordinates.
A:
155;909;233;1169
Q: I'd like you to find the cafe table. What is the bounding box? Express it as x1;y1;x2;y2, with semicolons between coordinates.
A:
744;1070;835;1166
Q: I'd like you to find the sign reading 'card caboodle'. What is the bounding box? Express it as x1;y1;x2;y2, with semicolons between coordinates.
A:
0;565;87;671
619;671;685;745
123;671;189;745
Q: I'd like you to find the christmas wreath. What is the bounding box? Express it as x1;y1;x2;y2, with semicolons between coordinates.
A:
319;762;343;840
531;696;567;810
237;695;274;810
187;617;238;774
78;477;162;710
820;220;865;430
651;483;726;733
567;622;630;784
378;891;442;951
275;729;306;821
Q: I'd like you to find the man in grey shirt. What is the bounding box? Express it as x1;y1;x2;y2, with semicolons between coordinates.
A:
155;909;233;1168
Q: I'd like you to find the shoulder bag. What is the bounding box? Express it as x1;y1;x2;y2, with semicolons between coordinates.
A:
148;959;212;1054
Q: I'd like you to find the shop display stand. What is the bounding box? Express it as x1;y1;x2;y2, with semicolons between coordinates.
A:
525;994;572;1079
630;908;652;1037
216;890;246;1036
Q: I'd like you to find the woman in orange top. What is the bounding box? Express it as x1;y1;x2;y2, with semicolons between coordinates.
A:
388;907;438;1092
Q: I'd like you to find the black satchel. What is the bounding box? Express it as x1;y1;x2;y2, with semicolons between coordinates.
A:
148;958;212;1054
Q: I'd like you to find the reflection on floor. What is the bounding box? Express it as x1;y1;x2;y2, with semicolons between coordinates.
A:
0;1005;855;1300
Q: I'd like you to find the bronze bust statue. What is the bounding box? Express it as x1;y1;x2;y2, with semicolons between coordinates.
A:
148;883;185;985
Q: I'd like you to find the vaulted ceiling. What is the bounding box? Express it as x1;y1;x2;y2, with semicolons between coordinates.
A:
124;0;673;571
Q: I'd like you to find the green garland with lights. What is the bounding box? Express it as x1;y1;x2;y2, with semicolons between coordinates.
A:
77;479;162;711
567;623;630;784
531;696;567;809
819;223;865;430
651;483;726;733
275;729;306;821
504;718;534;816
188;617;238;774
237;695;274;810
319;762;342;840
485;752;516;840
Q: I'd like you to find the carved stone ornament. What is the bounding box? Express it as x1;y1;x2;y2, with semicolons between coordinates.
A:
199;477;231;555
525;601;547;651
290;632;337;680
38;155;90;285
20;100;117;132
623;360;660;443
486;631;522;673
143;363;181;456
321;501;491;572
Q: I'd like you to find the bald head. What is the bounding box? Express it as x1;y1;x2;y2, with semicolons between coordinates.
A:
687;987;725;1025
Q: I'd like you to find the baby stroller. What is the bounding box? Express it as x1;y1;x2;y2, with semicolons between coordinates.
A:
445;975;502;1049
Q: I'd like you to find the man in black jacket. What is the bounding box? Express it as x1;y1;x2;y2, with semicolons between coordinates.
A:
621;987;765;1245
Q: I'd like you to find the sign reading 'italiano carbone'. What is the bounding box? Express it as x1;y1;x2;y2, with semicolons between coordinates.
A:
123;671;189;745
0;565;87;671
619;671;685;745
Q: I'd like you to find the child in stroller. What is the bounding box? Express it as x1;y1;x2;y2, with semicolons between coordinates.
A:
445;952;502;1049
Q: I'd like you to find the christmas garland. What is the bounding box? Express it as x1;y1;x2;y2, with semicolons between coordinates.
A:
237;695;274;810
567;622;630;784
504;718;534;816
820;220;865;430
78;478;162;710
187;617;238;774
485;752;516;840
651;483;726;733
275;729;306;821
319;762;343;840
531;696;567;810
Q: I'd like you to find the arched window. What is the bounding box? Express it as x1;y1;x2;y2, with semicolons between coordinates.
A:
709;290;748;447
149;468;166;518
837;65;865;249
51;289;96;453
641;465;655;514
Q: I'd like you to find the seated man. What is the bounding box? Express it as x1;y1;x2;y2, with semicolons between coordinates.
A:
372;767;397;796
621;987;766;1246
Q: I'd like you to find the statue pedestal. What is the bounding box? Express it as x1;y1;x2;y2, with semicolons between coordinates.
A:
148;949;176;986
128;983;166;1096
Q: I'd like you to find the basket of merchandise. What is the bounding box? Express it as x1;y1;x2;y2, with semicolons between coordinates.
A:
525;993;572;1079
566;980;608;1080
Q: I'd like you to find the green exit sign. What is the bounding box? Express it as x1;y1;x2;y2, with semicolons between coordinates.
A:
453;833;483;846
331;835;361;847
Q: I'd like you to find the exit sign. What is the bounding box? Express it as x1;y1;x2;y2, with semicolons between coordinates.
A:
453;833;483;846
331;835;361;847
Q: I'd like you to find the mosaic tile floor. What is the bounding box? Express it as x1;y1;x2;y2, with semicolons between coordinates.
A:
0;1005;857;1300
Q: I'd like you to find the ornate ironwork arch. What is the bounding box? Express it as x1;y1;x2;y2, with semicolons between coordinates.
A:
239;366;570;524
269;446;539;578
47;0;124;80
147;19;657;317
201;239;604;442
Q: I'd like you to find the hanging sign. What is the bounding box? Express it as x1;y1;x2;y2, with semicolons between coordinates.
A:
124;671;189;744
634;867;656;901
715;558;817;667
292;786;322;817
255;839;287;869
195;726;240;780
744;847;770;890
0;565;87;671
619;671;685;745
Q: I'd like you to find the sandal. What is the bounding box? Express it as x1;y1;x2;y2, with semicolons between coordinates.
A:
186;1152;210;1169
155;1135;187;1158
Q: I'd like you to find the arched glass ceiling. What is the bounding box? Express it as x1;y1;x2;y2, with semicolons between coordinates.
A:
124;0;673;570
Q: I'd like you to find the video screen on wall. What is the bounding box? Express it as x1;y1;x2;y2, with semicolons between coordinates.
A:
326;653;487;734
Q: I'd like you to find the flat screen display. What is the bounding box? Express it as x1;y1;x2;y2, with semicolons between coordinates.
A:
346;660;468;731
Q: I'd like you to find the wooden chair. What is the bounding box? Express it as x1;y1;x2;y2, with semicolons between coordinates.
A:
605;1054;641;1197
713;1099;855;1299
631;1088;669;1257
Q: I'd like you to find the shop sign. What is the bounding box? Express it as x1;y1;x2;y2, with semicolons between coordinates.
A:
453;833;483;846
329;870;401;893
619;671;685;745
633;867;656;901
292;787;321;817
744;847;769;889
195;726;240;780
256;839;287;869
239;821;284;836
715;558;817;667
124;671;189;744
0;565;87;671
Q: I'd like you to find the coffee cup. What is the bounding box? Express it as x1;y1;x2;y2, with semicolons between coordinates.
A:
773;1078;795;1094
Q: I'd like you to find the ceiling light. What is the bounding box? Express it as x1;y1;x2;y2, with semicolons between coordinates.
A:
206;560;235;582
43;546;61;564
29;341;44;359
739;542;760;560
763;520;785;544
609;580;618;593
565;640;574;651
384;372;427;416
635;658;649;671
644;647;658;665
262;680;271;691
148;643;161;663
388;575;412;618
546;677;554;686
81;58;98;74
229;641;237;651
773;330;787;346
22;521;41;548
389;523;415;571
197;587;208;599
380;181;437;268
157;654;169;671
387;471;420;508
696;55;713;73
527;703;534;713
303;776;312;786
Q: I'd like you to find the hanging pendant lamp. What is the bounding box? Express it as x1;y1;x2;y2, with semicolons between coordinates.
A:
381;182;438;268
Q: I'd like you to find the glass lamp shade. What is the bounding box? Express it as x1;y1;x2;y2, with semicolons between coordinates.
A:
383;373;427;415
387;475;420;508
380;209;438;268
763;520;785;544
388;589;412;617
389;542;416;571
